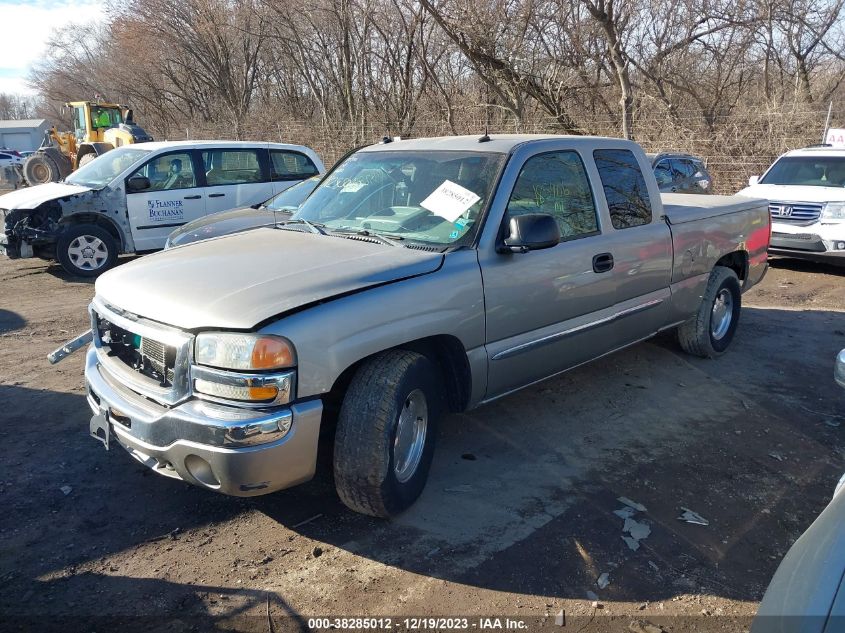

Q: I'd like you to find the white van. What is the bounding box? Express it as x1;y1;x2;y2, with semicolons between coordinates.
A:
0;140;324;276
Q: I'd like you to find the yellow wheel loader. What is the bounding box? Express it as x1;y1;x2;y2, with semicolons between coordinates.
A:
22;101;153;186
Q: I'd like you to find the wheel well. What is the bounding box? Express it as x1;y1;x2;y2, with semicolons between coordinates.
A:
326;335;472;417
59;214;124;250
715;250;748;283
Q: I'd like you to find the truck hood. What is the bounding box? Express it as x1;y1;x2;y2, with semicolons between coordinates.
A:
737;184;845;203
0;182;93;210
96;228;444;330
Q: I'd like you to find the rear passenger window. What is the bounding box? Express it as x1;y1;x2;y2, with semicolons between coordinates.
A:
271;150;320;181
593;149;653;229
506;151;599;241
671;159;695;179
202;149;264;186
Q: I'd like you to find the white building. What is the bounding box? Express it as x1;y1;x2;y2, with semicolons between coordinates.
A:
0;119;50;152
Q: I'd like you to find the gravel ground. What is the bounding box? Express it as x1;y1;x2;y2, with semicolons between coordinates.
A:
0;253;843;633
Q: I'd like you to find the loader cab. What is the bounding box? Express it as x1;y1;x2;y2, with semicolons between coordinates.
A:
69;102;123;144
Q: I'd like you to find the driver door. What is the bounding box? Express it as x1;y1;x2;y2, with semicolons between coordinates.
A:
126;150;206;251
480;148;619;398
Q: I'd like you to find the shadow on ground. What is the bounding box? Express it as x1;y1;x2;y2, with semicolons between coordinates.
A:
0;309;26;334
1;307;843;623
768;255;845;275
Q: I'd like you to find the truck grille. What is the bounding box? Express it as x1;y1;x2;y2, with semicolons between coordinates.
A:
89;298;193;406
95;314;177;386
769;202;822;225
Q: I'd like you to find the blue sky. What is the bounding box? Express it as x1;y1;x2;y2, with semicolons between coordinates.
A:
0;0;104;95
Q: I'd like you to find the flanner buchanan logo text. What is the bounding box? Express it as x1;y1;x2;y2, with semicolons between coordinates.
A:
147;199;184;220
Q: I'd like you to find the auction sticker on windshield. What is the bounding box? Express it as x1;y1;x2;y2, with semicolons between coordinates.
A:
421;180;480;222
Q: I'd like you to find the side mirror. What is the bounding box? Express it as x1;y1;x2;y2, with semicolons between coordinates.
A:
499;213;560;253
127;175;151;193
748;175;760;186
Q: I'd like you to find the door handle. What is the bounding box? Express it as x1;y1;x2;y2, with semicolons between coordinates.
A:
183;195;201;200
592;252;614;273
208;193;226;198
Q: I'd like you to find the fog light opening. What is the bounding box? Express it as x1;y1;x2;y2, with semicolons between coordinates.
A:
184;454;220;488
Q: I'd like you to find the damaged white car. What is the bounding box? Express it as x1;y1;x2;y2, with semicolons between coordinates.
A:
0;140;323;276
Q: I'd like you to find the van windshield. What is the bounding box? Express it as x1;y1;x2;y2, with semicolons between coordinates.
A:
760;156;845;187
292;150;506;246
66;147;151;188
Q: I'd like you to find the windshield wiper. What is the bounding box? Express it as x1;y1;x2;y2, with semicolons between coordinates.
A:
332;228;405;247
359;229;405;247
277;219;327;235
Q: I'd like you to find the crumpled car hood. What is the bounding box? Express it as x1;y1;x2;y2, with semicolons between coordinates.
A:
96;228;444;330
0;182;93;210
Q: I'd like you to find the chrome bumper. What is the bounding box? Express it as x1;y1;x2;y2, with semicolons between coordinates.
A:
84;346;322;496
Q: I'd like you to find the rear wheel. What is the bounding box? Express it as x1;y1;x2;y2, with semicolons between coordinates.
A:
23;152;61;185
56;224;118;277
333;350;443;518
677;266;741;358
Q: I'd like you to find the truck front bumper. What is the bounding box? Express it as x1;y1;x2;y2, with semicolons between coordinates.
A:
84;346;323;496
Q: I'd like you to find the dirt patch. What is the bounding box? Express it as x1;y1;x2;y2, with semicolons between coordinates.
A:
0;255;843;632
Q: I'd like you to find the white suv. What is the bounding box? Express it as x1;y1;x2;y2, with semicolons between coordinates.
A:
738;146;845;264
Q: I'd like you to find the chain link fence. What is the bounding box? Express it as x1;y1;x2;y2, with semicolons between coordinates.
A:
162;105;842;195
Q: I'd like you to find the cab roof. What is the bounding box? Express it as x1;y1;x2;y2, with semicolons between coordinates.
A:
359;134;639;154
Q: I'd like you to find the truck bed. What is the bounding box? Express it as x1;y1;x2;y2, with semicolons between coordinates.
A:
661;193;767;224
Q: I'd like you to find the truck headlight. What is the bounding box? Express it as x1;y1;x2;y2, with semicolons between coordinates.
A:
192;333;296;405
822;202;845;220
195;333;295;370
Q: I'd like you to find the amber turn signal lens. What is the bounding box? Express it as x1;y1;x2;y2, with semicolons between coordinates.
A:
251;337;295;370
247;385;279;400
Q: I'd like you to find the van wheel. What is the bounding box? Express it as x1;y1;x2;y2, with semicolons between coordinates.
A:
56;224;118;277
677;266;741;358
334;350;443;518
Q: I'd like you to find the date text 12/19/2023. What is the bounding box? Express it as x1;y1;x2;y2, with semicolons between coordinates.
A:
307;617;530;630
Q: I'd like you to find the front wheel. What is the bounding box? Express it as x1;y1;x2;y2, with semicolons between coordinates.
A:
56;224;118;277
333;350;443;518
677;266;741;358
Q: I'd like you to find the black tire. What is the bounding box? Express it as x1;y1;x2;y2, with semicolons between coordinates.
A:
23;152;61;185
78;153;97;168
334;350;444;518
56;224;118;278
677;266;741;358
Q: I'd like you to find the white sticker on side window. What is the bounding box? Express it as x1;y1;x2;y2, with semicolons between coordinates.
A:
420;180;481;222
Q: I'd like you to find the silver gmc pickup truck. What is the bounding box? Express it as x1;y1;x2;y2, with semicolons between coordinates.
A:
53;135;770;517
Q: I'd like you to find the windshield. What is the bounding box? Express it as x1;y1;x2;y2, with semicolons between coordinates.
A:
265;176;321;211
292;150;506;246
66;147;150;188
90;106;123;129
760;156;845;187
